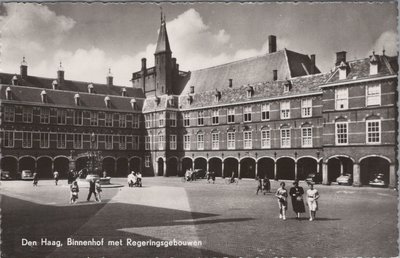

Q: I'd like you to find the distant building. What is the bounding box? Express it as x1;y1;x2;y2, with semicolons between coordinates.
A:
0;16;397;188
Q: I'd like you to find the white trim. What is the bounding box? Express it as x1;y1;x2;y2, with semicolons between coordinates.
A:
366;119;381;144
320;74;397;88
335;121;349;145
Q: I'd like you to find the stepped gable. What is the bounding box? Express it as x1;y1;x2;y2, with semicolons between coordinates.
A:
179;73;330;109
0;72;145;98
326;55;397;84
0;84;143;112
179;49;320;95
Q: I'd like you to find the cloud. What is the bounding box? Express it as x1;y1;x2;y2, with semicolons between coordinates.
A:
370;30;397;56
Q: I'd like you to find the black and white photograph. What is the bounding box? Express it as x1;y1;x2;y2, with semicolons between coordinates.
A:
0;2;398;257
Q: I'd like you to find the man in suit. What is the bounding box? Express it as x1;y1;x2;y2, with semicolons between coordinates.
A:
87;178;98;202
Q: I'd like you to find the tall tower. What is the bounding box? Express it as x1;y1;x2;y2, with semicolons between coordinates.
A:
154;12;173;95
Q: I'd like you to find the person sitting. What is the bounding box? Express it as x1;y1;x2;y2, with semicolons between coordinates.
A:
185;170;192;181
135;172;142;187
127;171;136;187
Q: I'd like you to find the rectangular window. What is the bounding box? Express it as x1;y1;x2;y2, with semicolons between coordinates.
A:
212;132;219;150
57;133;66;149
366;84;381;106
170;135;177;150
227;108;235;123
73;134;83;149
197;111;204;126
132;135;139;150
119;135;126;150
301;99;312;117
243;106;252;122
40;108;50;124
90;112;98;126
145;156;150;168
158;135;165;150
169;112;177;127
105;113;113;127
159;112;165;127
22;132;32;148
280;101;290;119
261;104;270;121
4;106;15;122
40;132;50;148
145;114;151;128
22;107;33;123
243;131;252;149
367;120;381;144
145;136;151;150
227;132;235;149
261;130;271;148
132;114;140;128
197;134;204;150
3;131;14;147
74;110;83;126
105;135;113;149
183;112;190;127
184;135;191;150
301;127;313;147
335;88;348;110
335;122;348;145
212;110;219;125
57;109;67;125
281;129;291;148
119;114;127;128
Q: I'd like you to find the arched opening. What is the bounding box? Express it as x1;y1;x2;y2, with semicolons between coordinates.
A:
76;157;88;172
297;157;318;181
257;157;274;179
181;158;192;176
194;157;207;171
116;158;128;177
130;157;141;173
157;157;164;176
240;158;256;178
19;156;35;173
102;157;115;176
224;158;238;178
360;157;390;187
167;157;178;176
37;157;53;179
327;156;353;183
1;156;18;178
54;157;69;179
209;158;222;177
277;158;295;180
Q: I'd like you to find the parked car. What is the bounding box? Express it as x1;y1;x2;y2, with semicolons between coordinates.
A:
336;174;352;185
1;171;11;180
193;169;207;179
369;173;386;187
21;170;34;180
305;173;322;184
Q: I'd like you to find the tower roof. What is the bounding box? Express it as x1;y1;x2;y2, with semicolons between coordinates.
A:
155;16;171;54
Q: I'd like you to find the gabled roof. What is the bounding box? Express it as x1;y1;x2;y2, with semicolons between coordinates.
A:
179;49;320;95
155;21;171;54
142;95;179;112
0;72;145;98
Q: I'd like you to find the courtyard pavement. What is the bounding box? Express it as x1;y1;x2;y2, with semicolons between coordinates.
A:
1;177;398;257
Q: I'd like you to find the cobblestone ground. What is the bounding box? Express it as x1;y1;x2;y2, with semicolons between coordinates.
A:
1;177;398;257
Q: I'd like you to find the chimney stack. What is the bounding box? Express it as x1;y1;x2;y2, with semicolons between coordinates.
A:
141;58;147;92
310;54;316;74
273;70;278;81
20;57;28;79
268;35;277;53
106;68;113;87
141;58;147;71
57;62;64;83
335;51;347;66
228;79;233;88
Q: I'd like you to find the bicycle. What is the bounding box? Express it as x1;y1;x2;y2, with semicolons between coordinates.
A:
225;178;239;185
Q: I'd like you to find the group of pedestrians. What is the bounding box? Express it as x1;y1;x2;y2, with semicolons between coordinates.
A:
69;178;102;204
256;176;271;195
275;180;320;221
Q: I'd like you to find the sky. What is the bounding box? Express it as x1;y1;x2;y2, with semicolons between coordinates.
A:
0;2;397;86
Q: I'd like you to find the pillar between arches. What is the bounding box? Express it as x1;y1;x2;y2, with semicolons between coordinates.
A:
294;161;298;180
163;159;167;177
353;163;361;187
322;162;328;185
389;163;396;189
274;160;277;180
222;161;225;178
255;161;258;179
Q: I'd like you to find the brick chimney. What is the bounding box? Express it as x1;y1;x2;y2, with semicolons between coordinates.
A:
57;62;64;83
310;54;316;74
106;68;113;87
20;57;28;79
268;35;277;53
273;70;278;81
141;58;147;92
335;51;347;66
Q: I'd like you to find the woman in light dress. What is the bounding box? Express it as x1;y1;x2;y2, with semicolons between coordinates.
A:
306;182;320;221
275;182;288;220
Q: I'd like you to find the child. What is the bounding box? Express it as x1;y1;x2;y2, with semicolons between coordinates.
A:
33;172;38;187
95;180;102;202
275;182;288;220
70;181;79;204
256;177;263;195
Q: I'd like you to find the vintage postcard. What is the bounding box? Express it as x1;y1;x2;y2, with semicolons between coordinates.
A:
0;2;398;257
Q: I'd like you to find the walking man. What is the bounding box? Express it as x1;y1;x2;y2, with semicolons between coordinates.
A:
53;170;59;185
87;178;98;202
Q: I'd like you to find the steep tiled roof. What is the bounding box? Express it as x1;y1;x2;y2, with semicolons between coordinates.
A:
325;55;397;84
0;85;143;112
143;95;179;112
179;73;330;109
179;49;320;95
0;72;145;98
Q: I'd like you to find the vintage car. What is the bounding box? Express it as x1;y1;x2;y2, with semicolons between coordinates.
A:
21;170;34;180
369;173;386;187
305;173;322;184
1;171;11;180
193;169;207;179
336;174;353;185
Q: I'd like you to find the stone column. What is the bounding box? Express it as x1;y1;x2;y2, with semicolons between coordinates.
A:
238;161;241;179
206;160;209;172
294;161;298;180
255;161;258;179
274;160;277;180
222;161;225;178
389;163;396;189
322;162;328;185
353;163;361;187
163;159;167;177
340;161;344;175
178;159;182;176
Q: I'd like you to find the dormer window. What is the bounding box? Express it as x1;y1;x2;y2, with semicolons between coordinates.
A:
187;94;193;104
190;86;195;94
338;61;348;80
122;88;127;97
284;80;291;93
74;93;80;106
214;90;221;102
12;75;18;85
130;98;137;110
52;80;58;90
88;84;94;94
6;87;12;100
40;90;47;103
155;96;160;105
369;52;378;75
246;85;253;98
168;96;174;106
104;96;111;108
